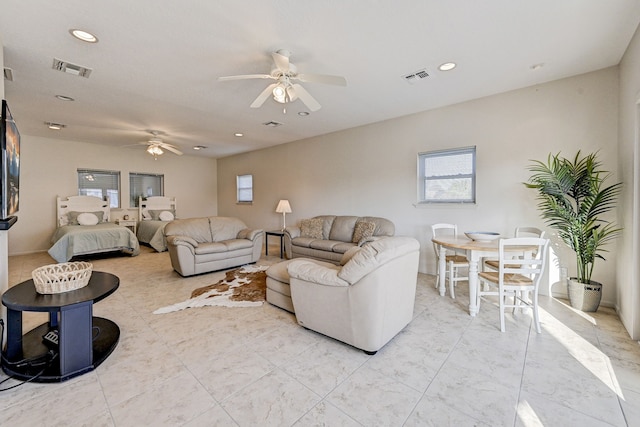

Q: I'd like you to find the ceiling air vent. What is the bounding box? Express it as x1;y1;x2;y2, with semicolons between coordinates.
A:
262;121;283;127
4;67;14;81
402;68;429;85
52;58;92;78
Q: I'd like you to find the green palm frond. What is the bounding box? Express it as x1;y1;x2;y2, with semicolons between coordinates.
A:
524;151;622;283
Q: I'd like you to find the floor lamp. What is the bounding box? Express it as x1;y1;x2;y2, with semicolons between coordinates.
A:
276;200;292;230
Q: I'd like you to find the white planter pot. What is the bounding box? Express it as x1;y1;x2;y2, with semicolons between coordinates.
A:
567;278;602;312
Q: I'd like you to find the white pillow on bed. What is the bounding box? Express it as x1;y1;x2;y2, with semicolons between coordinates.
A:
141;209;151;220
159;210;174;221
77;212;100;226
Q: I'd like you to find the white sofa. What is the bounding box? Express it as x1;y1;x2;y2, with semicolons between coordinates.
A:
164;216;264;277
283;215;395;264
287;236;420;354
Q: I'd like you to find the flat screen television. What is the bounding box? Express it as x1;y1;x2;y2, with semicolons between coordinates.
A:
1;99;20;220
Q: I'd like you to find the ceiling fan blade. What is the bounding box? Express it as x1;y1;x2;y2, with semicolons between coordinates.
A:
161;144;183;156
250;83;278;108
296;73;347;86
218;74;273;81
272;50;290;73
291;84;321;112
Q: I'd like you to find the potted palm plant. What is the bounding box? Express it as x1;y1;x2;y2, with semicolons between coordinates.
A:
524;151;622;311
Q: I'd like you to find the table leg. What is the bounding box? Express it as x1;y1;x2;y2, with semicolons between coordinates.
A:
265;234;270;256
279;235;284;259
467;253;480;316
438;246;447;296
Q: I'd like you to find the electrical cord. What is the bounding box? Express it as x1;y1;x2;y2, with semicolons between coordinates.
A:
0;319;59;392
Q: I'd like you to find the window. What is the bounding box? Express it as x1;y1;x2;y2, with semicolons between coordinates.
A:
77;169;120;208
130;172;164;207
418;146;476;203
236;174;253;203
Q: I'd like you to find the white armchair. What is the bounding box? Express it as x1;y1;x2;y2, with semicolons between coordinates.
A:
288;236;420;354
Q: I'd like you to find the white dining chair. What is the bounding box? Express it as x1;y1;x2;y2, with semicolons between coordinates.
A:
477;237;549;333
431;223;469;299
484;226;545;271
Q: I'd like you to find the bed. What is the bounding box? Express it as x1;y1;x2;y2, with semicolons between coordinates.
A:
136;196;177;252
48;195;140;263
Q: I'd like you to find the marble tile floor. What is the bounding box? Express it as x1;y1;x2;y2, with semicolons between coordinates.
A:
2;246;640;426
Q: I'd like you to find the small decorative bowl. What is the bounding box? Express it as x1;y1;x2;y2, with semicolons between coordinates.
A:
464;232;501;242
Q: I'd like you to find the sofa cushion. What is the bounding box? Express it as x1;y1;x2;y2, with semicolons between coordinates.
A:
300;218;324;239
352;221;376;243
223;239;254;251
209;217;248;242
309;239;341;251
194;242;228;255
360;216;395;236
329;216;358;242
316;215;337;239
332;242;357;254
165;217;213;243
291;237;316;248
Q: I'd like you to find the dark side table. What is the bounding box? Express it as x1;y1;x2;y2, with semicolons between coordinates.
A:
1;271;120;382
265;230;285;258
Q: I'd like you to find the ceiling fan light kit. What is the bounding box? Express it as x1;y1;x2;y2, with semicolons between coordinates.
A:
218;49;346;112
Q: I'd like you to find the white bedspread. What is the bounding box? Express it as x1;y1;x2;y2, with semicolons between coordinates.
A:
49;223;140;262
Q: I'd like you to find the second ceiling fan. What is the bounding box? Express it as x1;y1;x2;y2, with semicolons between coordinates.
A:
218;49;346;112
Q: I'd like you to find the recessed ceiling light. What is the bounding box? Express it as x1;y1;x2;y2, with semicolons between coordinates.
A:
55;94;75;101
234;133;244;137
297;111;310;116
45;122;66;130
530;63;545;71
192;145;207;150
438;62;457;71
69;29;98;43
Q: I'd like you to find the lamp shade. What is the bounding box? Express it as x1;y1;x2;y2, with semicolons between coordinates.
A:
276;199;292;214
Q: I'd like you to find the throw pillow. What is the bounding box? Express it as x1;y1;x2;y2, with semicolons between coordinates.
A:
67;210;104;225
300;218;324;239
352;221;376;243
149;209;175;220
159;210;175;221
77;212;100;226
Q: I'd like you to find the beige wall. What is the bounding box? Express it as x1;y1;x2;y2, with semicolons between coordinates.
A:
218;67;620;306
7;135;218;255
617;25;640;339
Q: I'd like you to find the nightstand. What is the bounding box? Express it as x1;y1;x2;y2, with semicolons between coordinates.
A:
115;219;137;234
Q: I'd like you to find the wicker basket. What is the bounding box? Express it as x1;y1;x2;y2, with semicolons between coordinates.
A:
32;262;93;294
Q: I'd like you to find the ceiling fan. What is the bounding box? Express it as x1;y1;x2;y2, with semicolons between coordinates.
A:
218;49;347;112
127;130;184;159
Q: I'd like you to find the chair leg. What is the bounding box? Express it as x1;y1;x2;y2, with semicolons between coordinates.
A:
448;261;456;299
533;292;541;333
499;287;506;332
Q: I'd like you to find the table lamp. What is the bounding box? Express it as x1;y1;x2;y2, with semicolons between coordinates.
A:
275;200;292;230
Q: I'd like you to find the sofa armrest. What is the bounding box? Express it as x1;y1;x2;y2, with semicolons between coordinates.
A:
166;235;199;248
288;260;349;287
237;228;264;241
284;226;300;239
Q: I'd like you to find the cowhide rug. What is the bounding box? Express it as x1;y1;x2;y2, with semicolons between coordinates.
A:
153;265;269;314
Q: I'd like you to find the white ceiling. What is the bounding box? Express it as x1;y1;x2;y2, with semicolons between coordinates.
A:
2;0;640;159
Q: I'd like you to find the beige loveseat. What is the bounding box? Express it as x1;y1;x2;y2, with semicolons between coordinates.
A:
164;217;264;277
283;215;395;264
288;236;420;354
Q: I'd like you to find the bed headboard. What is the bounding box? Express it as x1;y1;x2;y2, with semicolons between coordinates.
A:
139;196;177;221
57;195;111;226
